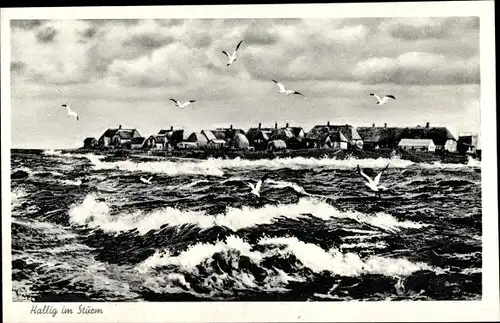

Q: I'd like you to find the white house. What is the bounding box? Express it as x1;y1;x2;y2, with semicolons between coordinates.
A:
398;138;436;152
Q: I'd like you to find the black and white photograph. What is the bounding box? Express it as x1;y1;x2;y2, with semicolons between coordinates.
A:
1;2;498;322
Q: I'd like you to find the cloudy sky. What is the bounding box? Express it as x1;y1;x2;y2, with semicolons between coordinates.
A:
10;17;480;149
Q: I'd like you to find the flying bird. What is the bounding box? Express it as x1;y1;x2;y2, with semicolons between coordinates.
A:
62;104;79;121
357;164;390;197
370;93;396;105
272;80;305;97
222;40;243;66
140;176;153;185
247;173;270;198
170;99;196;108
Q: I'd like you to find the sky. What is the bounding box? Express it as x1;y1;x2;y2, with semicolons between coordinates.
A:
9;17;480;149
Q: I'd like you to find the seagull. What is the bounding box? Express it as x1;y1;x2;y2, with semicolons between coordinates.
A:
170;99;196;108
62;104;79;121
140;176;153;185
272;80;305;97
247;173;269;198
222;40;243;66
357;164;390;197
370;93;396;105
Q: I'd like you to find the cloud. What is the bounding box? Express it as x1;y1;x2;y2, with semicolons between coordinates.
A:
80;27;97;40
123;33;175;50
11;19;47;30
11;61;25;73
36;26;58;43
384;17;479;41
352;52;480;85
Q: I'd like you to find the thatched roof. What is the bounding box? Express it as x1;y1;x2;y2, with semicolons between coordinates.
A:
267;139;287;149
357;126;455;147
202;130;217;141
305;126;331;141
187;132;208;144
84;137;97;144
246;128;275;142
100;129;118;139
270;128;295;141
306;125;355;143
115;129;139;140
130;137;146;145
233;133;250;149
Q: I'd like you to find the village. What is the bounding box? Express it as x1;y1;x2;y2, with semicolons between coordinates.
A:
80;120;481;160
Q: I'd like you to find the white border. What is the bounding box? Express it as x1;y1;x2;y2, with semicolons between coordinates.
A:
1;2;498;322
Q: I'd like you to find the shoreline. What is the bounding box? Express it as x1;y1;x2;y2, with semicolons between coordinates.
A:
49;147;473;164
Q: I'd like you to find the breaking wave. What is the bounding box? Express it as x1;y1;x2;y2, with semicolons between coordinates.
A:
82;154;477;177
68;194;428;234
138;235;435;278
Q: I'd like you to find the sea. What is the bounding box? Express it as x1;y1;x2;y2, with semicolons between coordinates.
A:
10;149;482;302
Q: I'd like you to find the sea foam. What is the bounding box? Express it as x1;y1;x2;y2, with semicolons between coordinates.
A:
68;194;428;235
138;235;434;278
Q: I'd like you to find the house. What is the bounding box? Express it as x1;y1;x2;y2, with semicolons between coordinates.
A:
213;125;246;148
457;133;479;155
232;133;250;150
177;141;198;150
201;130;217;142
144;135;168;150
269;123;307;149
267;139;287;151
305;122;361;149
358;122;457;152
398;138;436;152
187;132;208;148
207;139;226;149
130;137;146;150
97;125;142;148
83;137;97;149
158;126;184;147
398;123;456;152
246;123;276;150
98;128;119;147
356;124;404;150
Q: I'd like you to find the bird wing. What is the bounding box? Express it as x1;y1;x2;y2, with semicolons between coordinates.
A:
76;115;80;121
148;176;153;182
374;164;389;185
385;95;396;100
380;96;389;104
357;165;374;184
273;80;286;92
293;91;305;97
373;94;382;102
247;182;255;191
234;40;243;52
222;51;230;58
170;99;179;105
255;180;263;192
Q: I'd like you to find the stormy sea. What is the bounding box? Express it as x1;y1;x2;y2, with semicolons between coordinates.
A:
11;149;482;302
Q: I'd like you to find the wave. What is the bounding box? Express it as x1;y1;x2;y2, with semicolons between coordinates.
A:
138;235;435;278
12;187;27;201
87;157;224;177
83;154;477;178
68;194;428;235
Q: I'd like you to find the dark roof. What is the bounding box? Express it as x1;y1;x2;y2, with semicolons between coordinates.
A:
246;128;275;142
305;125;331;141
356;127;405;144
130;137;145;144
154;135;166;144
357;126;456;146
289;127;304;137
270;128;295;141
159;129;184;142
100;128;118;139
84;137;97;143
115;129;138;140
